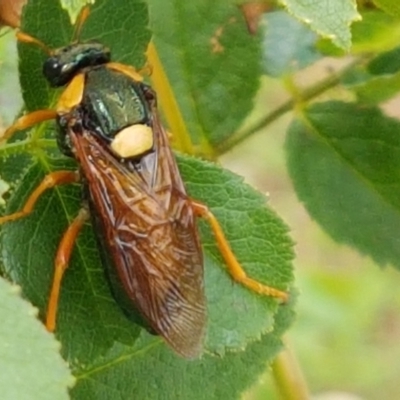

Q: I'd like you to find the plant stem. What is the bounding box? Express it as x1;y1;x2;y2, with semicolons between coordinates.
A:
216;58;365;155
272;342;310;400
147;41;198;156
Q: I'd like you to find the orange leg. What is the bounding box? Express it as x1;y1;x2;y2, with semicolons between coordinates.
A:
0;171;79;224
106;62;144;82
0;109;57;143
0;169;84;331
46;207;89;332
191;200;289;302
1;74;85;142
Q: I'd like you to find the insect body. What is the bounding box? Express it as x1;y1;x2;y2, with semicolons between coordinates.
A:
67;64;207;356
0;8;288;358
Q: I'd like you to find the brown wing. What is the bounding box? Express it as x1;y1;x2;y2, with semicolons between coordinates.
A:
69;116;206;358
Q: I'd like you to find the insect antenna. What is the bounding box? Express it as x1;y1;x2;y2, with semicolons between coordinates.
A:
16;31;52;54
16;5;90;53
72;5;90;43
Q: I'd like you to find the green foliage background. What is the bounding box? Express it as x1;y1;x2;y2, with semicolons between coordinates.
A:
2;0;400;399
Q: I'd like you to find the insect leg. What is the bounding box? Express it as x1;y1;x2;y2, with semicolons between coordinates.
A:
46;207;89;331
191;200;288;302
1;73;84;142
0;109;57;143
0;171;79;224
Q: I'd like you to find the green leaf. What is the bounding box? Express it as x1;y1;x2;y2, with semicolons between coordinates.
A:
19;0;73;111
319;9;400;56
262;11;321;77
0;177;10;206
343;44;400;104
60;0;95;23
279;0;360;51
148;0;262;148
0;32;22;124
71;301;295;400
0;277;74;400
351;10;400;54
368;45;400;74
285;101;400;269
373;0;400;17
349;70;400;104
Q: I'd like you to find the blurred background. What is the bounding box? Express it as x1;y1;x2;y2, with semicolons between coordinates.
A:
223;72;400;399
1;20;400;399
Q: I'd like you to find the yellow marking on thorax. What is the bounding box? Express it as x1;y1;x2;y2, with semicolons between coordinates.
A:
111;124;153;158
56;73;86;114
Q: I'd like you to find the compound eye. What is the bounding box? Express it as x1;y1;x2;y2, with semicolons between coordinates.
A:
43;58;61;81
46;58;60;72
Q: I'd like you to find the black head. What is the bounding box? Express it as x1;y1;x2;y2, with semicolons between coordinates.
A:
43;42;111;87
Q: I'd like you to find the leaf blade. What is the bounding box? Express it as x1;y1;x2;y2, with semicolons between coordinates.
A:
0;277;74;400
286;101;400;269
280;0;360;51
149;0;262;149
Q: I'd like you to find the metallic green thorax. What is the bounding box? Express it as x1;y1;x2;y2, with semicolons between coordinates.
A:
82;68;150;141
57;67;152;156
